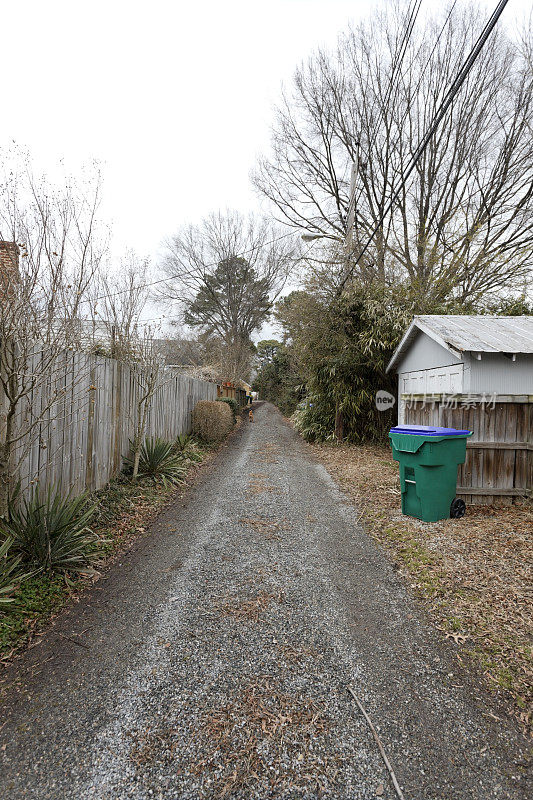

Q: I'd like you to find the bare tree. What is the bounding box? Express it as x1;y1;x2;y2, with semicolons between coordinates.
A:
156;211;297;381
93;253;169;479
0;153;107;511
253;2;533;303
158;327;206;367
127;326;166;480
97;250;151;358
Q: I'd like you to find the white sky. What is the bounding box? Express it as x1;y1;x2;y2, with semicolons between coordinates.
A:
2;1;528;253
1;0;530;336
1;0;358;260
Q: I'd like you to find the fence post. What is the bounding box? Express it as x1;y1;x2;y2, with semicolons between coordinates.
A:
85;359;96;491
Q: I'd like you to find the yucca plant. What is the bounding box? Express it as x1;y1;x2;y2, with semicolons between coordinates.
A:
124;437;187;486
0;537;28;606
174;433;192;452
0;487;99;577
174;434;203;462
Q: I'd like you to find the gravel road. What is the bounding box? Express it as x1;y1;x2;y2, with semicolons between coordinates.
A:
0;402;529;800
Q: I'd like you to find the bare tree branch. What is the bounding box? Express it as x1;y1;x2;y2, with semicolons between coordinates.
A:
253;2;533;302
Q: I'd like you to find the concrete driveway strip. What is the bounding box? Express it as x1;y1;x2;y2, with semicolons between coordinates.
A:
0;403;529;799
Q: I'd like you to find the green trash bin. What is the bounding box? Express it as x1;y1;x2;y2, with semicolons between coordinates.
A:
389;425;473;522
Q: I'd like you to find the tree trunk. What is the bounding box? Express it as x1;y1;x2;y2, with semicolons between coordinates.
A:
132;446;141;480
335;404;344;442
0;343;17;515
0;455;10;515
132;394;149;480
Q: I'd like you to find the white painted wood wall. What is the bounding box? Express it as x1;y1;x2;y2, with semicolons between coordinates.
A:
397;364;464;424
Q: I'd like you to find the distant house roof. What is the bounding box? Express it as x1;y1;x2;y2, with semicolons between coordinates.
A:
386;315;533;373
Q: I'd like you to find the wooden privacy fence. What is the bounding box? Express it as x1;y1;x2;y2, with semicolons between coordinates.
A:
11;351;217;498
403;394;533;504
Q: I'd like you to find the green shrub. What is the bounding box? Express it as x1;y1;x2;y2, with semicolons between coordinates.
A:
292;397;337;443
279;283;414;442
173;434;203;462
174;433;192;452
0;537;28;607
0;487;99;577
216;396;239;421
192;400;233;443
124;437;187;486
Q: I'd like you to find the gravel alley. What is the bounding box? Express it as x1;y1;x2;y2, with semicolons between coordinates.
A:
0;403;529;800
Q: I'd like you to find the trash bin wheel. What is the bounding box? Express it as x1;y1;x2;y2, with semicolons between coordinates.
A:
450;498;466;519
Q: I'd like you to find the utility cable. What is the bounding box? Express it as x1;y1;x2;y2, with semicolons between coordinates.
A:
340;0;509;293
345;0;423;223
83;228;298;305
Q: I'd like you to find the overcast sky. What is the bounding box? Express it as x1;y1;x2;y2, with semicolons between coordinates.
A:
1;0;529;337
2;1;528;260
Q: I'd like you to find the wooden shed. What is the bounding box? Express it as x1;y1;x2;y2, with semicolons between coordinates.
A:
386;315;533;504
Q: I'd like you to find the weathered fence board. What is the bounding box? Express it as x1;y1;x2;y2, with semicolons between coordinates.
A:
403;394;532;504
8;352;217;499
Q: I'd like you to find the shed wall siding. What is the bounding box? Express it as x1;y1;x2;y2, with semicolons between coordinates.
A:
394;331;462;374
468;353;533;395
397;364;464;423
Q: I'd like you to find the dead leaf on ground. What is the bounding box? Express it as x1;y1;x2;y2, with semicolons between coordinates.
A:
311;441;533;734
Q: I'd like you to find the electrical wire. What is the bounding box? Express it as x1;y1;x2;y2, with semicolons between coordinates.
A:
82;237;321;329
345;0;423;223
339;0;509;293
82;228;299;305
345;0;458;250
345;0;458;239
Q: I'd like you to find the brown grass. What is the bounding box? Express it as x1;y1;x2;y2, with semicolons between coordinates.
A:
312;442;533;733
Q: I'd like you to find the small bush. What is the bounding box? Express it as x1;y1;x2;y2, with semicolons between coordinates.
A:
124;437;187;486
216;396;239;421
0;487;99;577
192;400;233;443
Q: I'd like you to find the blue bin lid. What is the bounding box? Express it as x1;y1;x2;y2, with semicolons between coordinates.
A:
390;424;471;436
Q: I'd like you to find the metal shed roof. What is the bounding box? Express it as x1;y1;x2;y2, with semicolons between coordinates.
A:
386;315;533;373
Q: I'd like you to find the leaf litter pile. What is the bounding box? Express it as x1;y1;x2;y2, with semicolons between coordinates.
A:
312;442;533;733
124;501;358;799
193;677;338;798
246;477;280;496
239;516;287;542
253;442;280;465
126;581;350;798
213;590;284;622
128;675;342;798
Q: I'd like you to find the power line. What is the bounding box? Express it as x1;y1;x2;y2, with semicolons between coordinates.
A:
345;0;423;223
83;237;320;329
345;0;458;241
340;0;508;293
84;228;298;305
